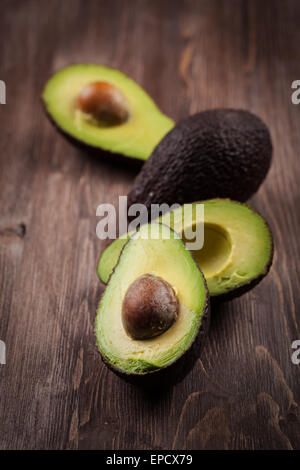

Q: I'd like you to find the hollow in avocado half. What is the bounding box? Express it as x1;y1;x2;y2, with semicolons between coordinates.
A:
41;65;174;162
95;223;209;376
97;200;273;299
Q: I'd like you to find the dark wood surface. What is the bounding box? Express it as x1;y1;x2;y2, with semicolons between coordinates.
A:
1;0;300;450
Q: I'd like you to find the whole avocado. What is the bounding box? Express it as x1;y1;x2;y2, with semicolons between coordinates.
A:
128;109;272;210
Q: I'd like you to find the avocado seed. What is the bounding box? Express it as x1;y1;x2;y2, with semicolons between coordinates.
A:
122;274;179;340
76;81;129;125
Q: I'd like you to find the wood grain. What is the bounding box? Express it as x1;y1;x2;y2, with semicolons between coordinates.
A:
0;0;300;450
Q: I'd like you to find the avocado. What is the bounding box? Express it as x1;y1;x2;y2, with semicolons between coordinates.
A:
41;65;174;162
128;109;272;206
95;223;209;376
97;199;273;298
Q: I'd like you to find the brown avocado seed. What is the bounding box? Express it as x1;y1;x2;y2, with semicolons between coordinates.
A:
122;274;179;340
76;81;129;125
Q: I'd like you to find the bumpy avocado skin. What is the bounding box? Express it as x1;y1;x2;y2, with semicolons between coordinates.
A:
128;109;272;208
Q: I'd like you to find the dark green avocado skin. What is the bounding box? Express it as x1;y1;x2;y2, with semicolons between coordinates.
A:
128;109;272;211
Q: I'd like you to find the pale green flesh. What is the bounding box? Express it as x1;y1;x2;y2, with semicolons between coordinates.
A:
97;199;273;297
95;223;207;374
42;65;174;160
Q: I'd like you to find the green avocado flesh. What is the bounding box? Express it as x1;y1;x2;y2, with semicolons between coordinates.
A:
42;65;174;160
95;223;207;375
98;199;273;297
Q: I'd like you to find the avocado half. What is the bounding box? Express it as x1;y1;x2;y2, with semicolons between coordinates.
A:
41;65;174;161
97;200;273;299
95;223;209;376
128;109;272;205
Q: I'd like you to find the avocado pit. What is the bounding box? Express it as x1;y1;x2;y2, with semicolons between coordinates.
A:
122;273;179;340
76;81;129;126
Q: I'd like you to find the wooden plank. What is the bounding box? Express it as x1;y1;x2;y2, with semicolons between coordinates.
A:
0;0;299;450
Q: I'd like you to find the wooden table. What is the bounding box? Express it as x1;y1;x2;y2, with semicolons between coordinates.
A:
0;0;299;450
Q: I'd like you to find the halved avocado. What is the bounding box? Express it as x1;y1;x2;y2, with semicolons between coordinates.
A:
95;223;209;375
97;200;273;298
41;65;174;161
